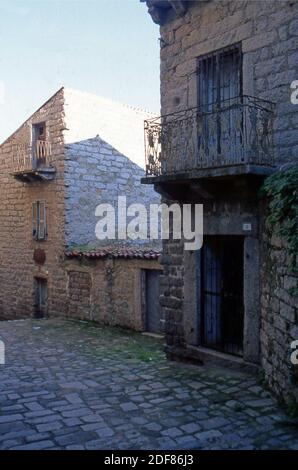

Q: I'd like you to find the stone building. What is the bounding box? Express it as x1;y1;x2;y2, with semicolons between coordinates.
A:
142;0;298;404
0;87;162;333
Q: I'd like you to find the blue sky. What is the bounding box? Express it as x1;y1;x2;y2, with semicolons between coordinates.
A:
0;0;160;143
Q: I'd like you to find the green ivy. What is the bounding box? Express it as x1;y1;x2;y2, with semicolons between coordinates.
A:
260;165;298;291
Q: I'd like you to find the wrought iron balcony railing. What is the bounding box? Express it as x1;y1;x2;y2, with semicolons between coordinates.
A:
144;96;275;177
12;140;52;173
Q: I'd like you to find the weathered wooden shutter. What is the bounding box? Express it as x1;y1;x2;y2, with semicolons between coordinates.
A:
32;202;38;239
38;201;47;240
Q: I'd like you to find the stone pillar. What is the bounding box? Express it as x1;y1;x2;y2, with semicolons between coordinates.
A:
243;236;260;364
160;235;185;352
183;249;200;346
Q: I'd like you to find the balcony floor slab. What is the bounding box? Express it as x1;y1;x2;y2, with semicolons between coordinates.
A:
12;167;56;183
141;164;276;202
141;164;275;185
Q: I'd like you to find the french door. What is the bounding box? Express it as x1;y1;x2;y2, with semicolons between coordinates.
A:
197;44;243;165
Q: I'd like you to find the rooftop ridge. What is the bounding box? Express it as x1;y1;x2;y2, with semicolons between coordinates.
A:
0;85;158;147
64;86;158;117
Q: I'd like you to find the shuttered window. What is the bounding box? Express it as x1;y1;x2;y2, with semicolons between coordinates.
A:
32;201;47;240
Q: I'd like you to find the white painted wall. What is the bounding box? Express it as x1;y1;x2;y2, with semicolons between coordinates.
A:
63;87;156;168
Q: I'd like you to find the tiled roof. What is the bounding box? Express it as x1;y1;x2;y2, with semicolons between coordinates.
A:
65;246;161;260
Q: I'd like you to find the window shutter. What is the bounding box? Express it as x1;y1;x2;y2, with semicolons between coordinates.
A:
32;202;38;239
43;202;47;239
38;202;46;240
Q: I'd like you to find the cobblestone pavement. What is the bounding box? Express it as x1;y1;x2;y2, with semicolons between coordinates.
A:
0;318;297;450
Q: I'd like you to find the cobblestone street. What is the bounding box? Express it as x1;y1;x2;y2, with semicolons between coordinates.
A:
0;319;297;450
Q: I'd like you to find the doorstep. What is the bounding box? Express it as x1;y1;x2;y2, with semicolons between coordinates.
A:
166;344;260;375
142;331;164;339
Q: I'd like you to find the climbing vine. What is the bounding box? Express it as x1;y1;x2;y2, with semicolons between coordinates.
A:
260;165;298;291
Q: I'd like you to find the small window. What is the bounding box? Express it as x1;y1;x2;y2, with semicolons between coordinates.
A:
33;122;46;141
32;122;48;168
32;201;47;240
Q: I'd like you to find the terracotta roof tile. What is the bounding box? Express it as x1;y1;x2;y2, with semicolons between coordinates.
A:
65;246;161;260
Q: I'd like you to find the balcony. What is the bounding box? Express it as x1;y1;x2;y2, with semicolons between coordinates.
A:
143;96;275;198
12;140;56;182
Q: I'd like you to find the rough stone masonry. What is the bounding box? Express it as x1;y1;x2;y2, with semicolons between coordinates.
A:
0;87;161;332
143;0;298;407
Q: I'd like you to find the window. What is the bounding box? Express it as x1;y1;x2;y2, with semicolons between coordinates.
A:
32;122;49;168
32;201;47;240
197;44;243;162
33;122;46;142
34;277;48;318
197;43;242;111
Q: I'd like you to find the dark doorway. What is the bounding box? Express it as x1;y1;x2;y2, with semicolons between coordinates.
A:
34;277;48;318
201;236;244;356
144;270;162;334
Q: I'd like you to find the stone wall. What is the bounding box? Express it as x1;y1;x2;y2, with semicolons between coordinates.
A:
64;136;161;247
64;257;162;331
67;271;91;319
0;86;161;324
260;213;298;406
0;88;68;319
159;0;298;165
156;0;298;403
161;196;262;366
160;229;185;350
